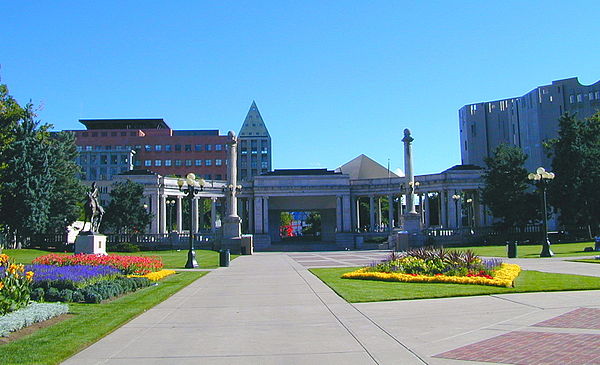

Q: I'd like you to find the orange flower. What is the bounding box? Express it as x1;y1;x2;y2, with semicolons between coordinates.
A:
0;281;4;290
25;271;34;281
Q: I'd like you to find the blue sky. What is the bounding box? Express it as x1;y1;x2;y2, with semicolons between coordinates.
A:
2;1;599;175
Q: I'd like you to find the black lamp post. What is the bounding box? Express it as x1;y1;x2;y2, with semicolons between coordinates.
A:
528;167;555;257
177;173;205;268
452;193;461;229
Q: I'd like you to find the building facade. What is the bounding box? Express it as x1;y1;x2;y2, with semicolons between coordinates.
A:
71;118;230;180
237;102;272;180
459;77;600;172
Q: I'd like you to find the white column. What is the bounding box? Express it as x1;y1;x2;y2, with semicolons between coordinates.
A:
336;196;342;232
148;195;158;234
388;194;394;230
253;197;262;233
198;198;205;232
402;129;417;214
369;195;375;232
440;190;448;228
248;198;254;233
226;131;239;218
211;197;217;233
377;197;382;228
424;193;431;227
176;196;183;233
419;194;424;224
263;197;269;234
159;194;166;234
192;197;199;233
397;195;402;226
342;195;351;232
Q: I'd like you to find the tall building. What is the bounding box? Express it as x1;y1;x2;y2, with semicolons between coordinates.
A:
459;77;600;171
237;101;272;180
71;118;230;181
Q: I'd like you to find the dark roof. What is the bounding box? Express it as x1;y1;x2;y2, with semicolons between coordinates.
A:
262;169;340;176
79;119;170;130
173;130;219;136
443;164;484;173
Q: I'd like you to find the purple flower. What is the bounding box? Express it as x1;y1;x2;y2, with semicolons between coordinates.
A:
482;258;503;270
25;265;120;283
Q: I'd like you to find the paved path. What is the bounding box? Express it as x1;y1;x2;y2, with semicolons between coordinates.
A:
64;252;600;364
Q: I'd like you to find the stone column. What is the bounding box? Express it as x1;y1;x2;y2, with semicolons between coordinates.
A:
418;194;424;224
149;195;158;234
210;197;217;234
254;197;262;233
159;195;167;234
263;197;269;234
221;131;242;246
397;195;402;226
342;195;351;232
351;196;358;231
440;190;448;228
336;196;342;232
369;195;375;232
402;129;417;214
191;197;199;233
388;194;394;230
176;196;183;233
424;193;431;228
377;197;382;228
198;198;205;232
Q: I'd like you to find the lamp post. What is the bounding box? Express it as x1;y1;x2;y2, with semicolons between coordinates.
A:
177;173;205;268
167;199;176;232
528;167;555;257
466;197;475;228
452;193;461;228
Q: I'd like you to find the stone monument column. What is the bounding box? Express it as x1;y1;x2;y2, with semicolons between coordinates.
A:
176;196;183;233
211;197;217;234
220;131;243;253
402;128;422;234
369;195;375;232
388;194;394;230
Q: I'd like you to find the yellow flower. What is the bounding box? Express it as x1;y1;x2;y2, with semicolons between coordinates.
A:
128;269;176;282
0;281;4;290
0;254;9;265
26;271;34;281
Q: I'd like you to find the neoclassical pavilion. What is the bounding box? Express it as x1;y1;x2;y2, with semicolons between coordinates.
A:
114;154;490;250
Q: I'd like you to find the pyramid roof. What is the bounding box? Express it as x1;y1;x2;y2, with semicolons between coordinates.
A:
337;154;403;180
239;101;270;138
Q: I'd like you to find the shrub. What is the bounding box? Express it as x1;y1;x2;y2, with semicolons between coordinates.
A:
71;290;84;303
107;242;140;253
31;288;45;302
0;302;69;337
59;289;73;302
45;287;60;302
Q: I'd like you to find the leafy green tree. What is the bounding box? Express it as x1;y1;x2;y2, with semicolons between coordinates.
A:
302;212;321;235
481;144;539;230
547;112;600;235
0;106;55;244
280;212;293;226
103;180;152;234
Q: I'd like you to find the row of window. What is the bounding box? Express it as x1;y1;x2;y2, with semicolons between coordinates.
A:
79;154;130;166
135;159;226;167
240;161;269;169
77;144;225;152
240;148;268;154
81;166;129;181
569;91;600;104
79;131;138;137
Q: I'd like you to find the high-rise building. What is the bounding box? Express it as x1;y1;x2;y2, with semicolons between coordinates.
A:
459;77;600;171
70;118;230;181
237;101;272;180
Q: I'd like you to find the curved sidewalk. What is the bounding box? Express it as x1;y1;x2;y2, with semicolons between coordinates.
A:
64;253;600;364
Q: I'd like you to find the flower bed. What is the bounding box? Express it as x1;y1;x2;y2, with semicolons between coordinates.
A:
26;265;121;290
0;302;69;337
129;269;176;282
33;254;163;275
0;254;35;315
341;248;521;288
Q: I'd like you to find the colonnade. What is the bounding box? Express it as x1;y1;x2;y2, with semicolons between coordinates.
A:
149;194;222;234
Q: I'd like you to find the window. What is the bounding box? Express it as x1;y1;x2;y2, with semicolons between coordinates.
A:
144;160;152;167
82;132;89;137
185;159;192;166
90;155;97;164
110;155;118;164
205;144;212;151
182;144;190;152
215;159;222;166
92;132;98;137
251;161;257;168
205;159;212;166
195;159;202;166
175;160;182;166
134;160;141;167
261;161;268;168
111;132;117;136
155;145;162;151
80;155;88;164
195;144;202;151
577;94;583;102
215;174;222;180
94;145;103;150
101;132;107;137
121;132;127;136
215;144;222;151
115;145;122;150
134;145;142;150
89;168;97;180
105;145;112;150
590;92;595;101
145;145;152;152
165;160;172;166
204;174;212;180
155;160;162;166
241;160;247;168
120;155;128;164
86;145;92;151
569;95;575;103
165;144;172;152
175;144;181;151
130;132;137;136
596;91;600;100
100;155;108;165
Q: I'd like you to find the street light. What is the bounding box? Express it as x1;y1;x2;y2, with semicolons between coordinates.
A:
452;193;461;228
528;167;555;257
177;173;206;268
466;197;474;228
167;199;176;232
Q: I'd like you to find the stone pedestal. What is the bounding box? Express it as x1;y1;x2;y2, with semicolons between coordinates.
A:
221;237;242;255
75;234;107;255
402;213;422;233
222;215;242;239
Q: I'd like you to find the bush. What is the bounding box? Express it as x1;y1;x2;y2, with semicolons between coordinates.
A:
78;277;151;303
0;302;69;337
59;289;73;302
31;288;45;302
45;287;60;302
72;290;84;303
107;242;140;253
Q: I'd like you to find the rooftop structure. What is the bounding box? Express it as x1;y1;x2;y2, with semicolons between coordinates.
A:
238;102;272;180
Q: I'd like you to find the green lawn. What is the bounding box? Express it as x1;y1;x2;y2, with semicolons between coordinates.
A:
572;259;600;264
0;271;205;365
448;241;596;258
3;249;238;269
310;267;600;302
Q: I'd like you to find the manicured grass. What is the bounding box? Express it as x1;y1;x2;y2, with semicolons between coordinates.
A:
4;249;238;269
0;271;205;365
448;241;595;258
572;259;600;264
310;267;600;302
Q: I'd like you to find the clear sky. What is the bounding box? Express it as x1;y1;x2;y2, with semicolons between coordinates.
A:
2;1;599;175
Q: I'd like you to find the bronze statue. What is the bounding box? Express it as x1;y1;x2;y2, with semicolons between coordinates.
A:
83;182;104;233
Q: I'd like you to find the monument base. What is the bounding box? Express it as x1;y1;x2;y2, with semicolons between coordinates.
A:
402;213;422;233
221;237;242;255
74;234;107;255
222;215;242;239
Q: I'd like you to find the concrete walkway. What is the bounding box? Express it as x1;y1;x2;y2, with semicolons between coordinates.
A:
64;253;600;365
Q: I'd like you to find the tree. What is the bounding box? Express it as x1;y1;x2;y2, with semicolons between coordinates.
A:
481;144;538;230
102;180;152;234
547;112;600;235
